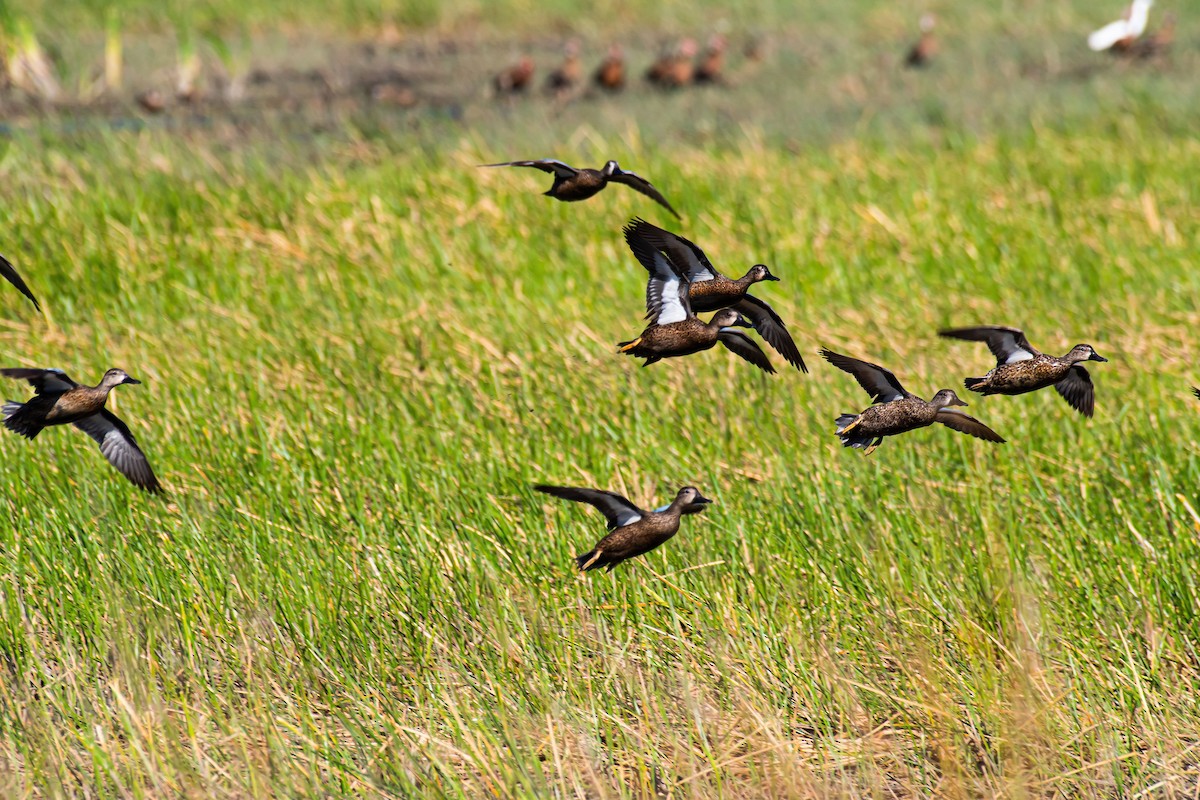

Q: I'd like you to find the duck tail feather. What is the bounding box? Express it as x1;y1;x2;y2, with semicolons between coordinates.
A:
575;549;605;572
3;402;42;439
964;377;984;391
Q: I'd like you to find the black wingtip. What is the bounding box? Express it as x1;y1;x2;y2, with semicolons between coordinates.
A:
1192;387;1199;400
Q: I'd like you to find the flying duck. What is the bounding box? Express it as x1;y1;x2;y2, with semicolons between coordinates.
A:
2;368;163;493
821;349;1005;455
623;218;805;371
483;160;679;218
939;326;1108;417
1;254;39;311
534;483;711;572
618;235;774;373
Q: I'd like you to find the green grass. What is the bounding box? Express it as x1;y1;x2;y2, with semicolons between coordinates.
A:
2;4;1200;797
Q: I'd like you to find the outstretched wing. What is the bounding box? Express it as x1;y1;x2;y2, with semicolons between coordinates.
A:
73;410;164;493
1054;365;1096;417
0;255;40;311
624;219;692;324
482;160;579;179
717;329;776;374
820;349;907;402
734;296;807;373
0;367;79;394
625;217;718;282
534;484;644;531
608;171;680;218
935;408;1006;443
939;326;1040;365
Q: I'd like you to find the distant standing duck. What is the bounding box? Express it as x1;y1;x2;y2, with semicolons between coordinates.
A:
593;44;626;92
2;368;163;493
905;13;938;67
545;40;582;94
624;218;806;372
494;55;534;94
1;254;40;311
618;236;774;373
694;34;728;83
821;349;1005;455
483;159;679;218
534;483;711;572
939;326;1108;417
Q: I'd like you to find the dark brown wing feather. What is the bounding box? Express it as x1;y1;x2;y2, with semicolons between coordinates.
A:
73;410;164;493
819;349;907;402
733;295;806;373
1054;366;1095;417
624;217;715;281
0;255;40;311
534;484;645;531
938;326;1040;365
935;409;1006;443
607;171;680;218
482;160;579;179
717;330;776;374
1;368;79;393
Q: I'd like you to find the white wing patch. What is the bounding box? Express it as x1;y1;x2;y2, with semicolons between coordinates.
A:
655;268;689;325
615;511;643;527
1088;0;1153;50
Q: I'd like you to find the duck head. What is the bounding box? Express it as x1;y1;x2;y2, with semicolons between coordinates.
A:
100;368;141;388
1066;344;1107;363
747;264;780;283
602;160;623;177
931;389;968;409
676;486;713;506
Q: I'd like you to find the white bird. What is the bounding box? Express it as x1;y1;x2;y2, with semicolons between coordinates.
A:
1088;0;1154;52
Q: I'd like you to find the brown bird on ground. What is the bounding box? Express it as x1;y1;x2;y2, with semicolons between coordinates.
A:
135;89;166;114
545;40;582;94
494;55;534;94
624;218;806;372
1;254;40;311
483;160;679;217
822;349;1005;455
905;13;937;68
694;34;728;84
646;38;698;88
593;43;626;92
534;484;712;572
2;368;163;493
1132;12;1175;59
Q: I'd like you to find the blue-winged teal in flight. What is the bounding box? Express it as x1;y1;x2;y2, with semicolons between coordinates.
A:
939;326;1108;417
624;218;806;372
821;349;1005;455
618;227;774;373
2;368;162;493
484;159;679;218
534;484;711;572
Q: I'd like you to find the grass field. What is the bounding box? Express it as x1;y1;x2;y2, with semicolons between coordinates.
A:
2;2;1200;798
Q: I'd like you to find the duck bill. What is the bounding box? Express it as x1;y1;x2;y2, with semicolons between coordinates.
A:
122;376;142;385
1089;353;1108;362
693;494;713;505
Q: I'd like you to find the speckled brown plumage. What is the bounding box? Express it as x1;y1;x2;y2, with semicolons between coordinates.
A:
534;484;712;572
821;349;1005;455
939;326;1108;417
619;311;775;373
2;367;163;493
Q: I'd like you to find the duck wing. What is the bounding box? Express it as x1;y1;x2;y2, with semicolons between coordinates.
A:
1193;387;1200;401
624;219;693;324
1;367;80;393
0;255;40;311
939;325;1040;365
733;295;807;373
73;410;164;493
1054;365;1096;417
819;349;907;402
717;329;776;374
534;484;645;531
608;171;680;218
1088;18;1136;50
481;160;579;179
935;408;1006;443
625;217;717;281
